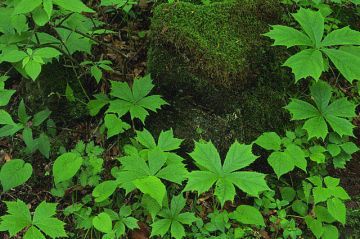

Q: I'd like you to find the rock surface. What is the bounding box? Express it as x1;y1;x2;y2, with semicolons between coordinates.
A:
147;0;294;149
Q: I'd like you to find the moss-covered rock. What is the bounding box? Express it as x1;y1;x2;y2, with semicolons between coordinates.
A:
147;0;293;147
148;0;285;108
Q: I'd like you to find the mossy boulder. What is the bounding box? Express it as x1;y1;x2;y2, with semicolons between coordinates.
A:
147;0;293;147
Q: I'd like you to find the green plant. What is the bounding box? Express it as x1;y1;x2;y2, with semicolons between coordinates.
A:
285;80;357;139
255;131;307;178
81;60;114;84
151;194;197;239
184;141;270;206
0;200;67;238
0;159;32;191
0;75;16;107
264;8;360;82
0;100;52;158
88;75;167;137
51;141;105;196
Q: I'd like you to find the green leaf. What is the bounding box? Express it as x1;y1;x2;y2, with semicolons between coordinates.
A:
13;0;42;14
254;132;281;151
321;26;360;47
91;65;102;83
53;152;83;184
33;108;51;126
32;202;67;238
228;172;270;197
292;200;308;216
34;48;61;59
0;110;15;125
267;152;295;178
0;200;32;236
189;141;222;174
32;8;49;26
229;205;265;226
0;89;16;107
135;128;157;149
92;180;118;202
185;141;268;205
132;74;154;100
280;187;296;202
65;84;75;102
23;226;45;239
303;116;328;139
133;176;166;206
104;114;130;138
283;49;324;81
1;50;27;63
322;225;339;239
170;221;185;239
0;159;33;191
150;219;171;238
24;60;42;81
43;0;53;18
285;144;307;172
53;0;95;13
184;171;218;194
93;212;113;233
322;46;360;83
38;133;51;158
315;206;335;223
327;198;346;224
285;99;319;120
292;8;324;48
87;93;109;116
305;216;323;239
264;25;313;48
222;142;258;172
157;129;183;151
313;187;331;204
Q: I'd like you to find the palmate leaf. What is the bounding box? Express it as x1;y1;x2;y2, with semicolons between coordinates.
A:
265;8;360;82
151;195;196;239
283;49;324;82
114;147;187;206
0;200;66;238
107;75;167;123
285;80;356;139
184;141;269;206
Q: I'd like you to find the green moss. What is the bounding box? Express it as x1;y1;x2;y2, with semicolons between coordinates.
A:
149;0;281;89
147;0;294;148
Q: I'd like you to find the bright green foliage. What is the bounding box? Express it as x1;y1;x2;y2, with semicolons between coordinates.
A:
0;159;33;192
264;8;360;82
87;75;167;137
229;205;265;226
151;195;197;239
0;76;15;107
93;212;113;233
107;75;167;123
113;130;188;206
53;152;83;184
307;176;349;225
81;60;113;84
114;148;187;205
0;200;67;238
1;48;61;81
92;180;118;203
100;0;138;13
184;141;269;206
105;206;139;238
327;133;359;168
0;101;51;158
255;132;307;178
285;80;357;139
